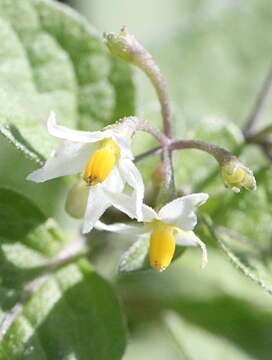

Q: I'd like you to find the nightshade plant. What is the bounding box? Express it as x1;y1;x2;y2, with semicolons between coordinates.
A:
0;1;272;359
27;26;256;272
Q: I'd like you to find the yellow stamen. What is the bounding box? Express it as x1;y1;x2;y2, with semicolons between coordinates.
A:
83;138;120;186
149;222;176;272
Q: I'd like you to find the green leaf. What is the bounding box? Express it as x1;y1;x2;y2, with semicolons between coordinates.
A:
0;188;67;296
0;188;68;328
0;187;67;255
203;215;272;297
118;237;185;273
0;187;45;241
0;189;126;359
0;0;135;161
0;259;126;360
0;136;68;218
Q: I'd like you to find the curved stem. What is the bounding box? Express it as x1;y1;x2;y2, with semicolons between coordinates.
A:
105;27;175;198
136;118;170;145
105;27;173;137
142;61;173;138
170;139;231;163
118;116;169;146
135;139;232;164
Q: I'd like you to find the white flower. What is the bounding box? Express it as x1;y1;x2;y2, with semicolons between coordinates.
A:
27;112;144;233
95;192;209;271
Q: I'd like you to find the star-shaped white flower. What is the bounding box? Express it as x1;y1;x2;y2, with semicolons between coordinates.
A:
27;112;144;233
95;192;209;271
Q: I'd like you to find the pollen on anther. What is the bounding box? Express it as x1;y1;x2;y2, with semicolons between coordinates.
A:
149;227;176;272
83;138;119;186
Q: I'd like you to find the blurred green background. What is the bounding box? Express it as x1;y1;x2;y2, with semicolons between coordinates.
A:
62;1;272;359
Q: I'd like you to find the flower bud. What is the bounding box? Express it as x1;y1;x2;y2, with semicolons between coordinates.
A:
103;26;145;66
65;180;89;219
220;157;256;192
152;162;167;186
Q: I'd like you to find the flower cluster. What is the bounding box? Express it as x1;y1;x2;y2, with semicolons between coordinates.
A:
27;113;209;271
27;27;257;273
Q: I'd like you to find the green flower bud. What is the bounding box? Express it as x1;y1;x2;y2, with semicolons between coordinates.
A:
103;26;145;66
220;157;256;192
65;180;89;219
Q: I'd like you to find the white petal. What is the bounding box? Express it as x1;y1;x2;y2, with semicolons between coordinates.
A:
47;111;114;143
27;141;94;182
175;231;198;246
175;229;208;268
103;166;124;193
104;191;157;221
95;220;146;235
82;185;111;233
142;204;158;222
158;193;209;231
118;159;144;221
104;192;137;219
112;134;133;159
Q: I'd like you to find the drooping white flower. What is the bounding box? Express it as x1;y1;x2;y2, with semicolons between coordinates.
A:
96;192;209;271
27;112;144;233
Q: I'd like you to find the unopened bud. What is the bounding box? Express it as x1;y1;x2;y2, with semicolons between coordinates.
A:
103;26;147;66
220;157;256;192
152;162;167;186
65;180;89;219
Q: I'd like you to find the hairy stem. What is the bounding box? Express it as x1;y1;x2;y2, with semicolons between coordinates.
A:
170;139;231;163
135;118;170;145
105;27;176;197
105;27;173;138
142;61;173;138
216;225;271;254
135;139;232;164
118;116;169;146
243;62;272;137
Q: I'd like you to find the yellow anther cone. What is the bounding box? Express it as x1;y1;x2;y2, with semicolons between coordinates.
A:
149;228;176;272
83;138;119;186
